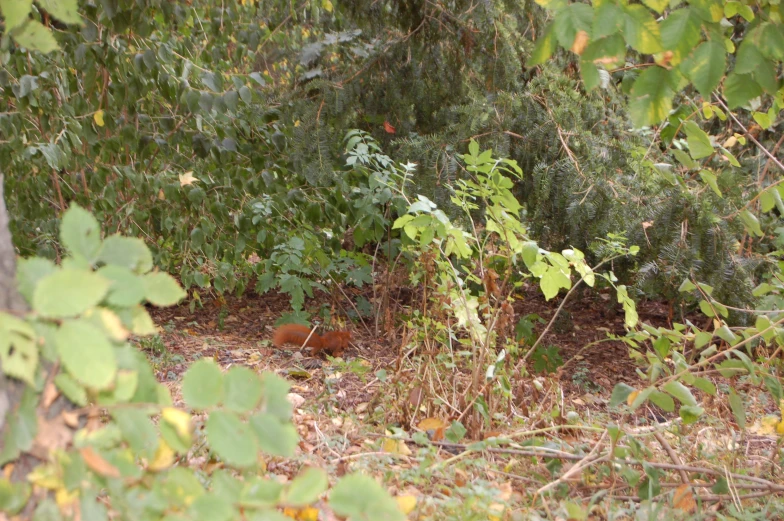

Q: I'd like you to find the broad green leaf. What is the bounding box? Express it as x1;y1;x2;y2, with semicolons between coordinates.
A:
660;8;701;64
649;391;675;411
734;40;764;74
160;467;205;508
224;366;263;413
189;494;236;521
527;25;557;67
284;467;329;507
56;320;117;390
239;477;284;509
609;383;636;407
752;111;772;130
540;266;571;300
1;332;37;386
723;72;762;109
760;189;776;213
593;1;623;39
724;1;754;21
752;59;778;94
206;410;258;468
37;0;82;24
552;3;593;49
60;203;102;261
0;0;33;30
97;265;145;307
763;374;783;402
623;5;663;54
689;0;723;22
15;257;56;302
760;22;784;61
55;372;87;406
630;386;655;409
681;40;725;98
11;20;59;53
692;377;717;396
329;473;405;521
182;359;224;410
583;34;626;69
662;380;697;406
629;66;674;127
112;409;159;457
682;121;713;159
33;269;110;318
143;272;186;306
97;235;153;273
260;373;293;422
249;413;298;457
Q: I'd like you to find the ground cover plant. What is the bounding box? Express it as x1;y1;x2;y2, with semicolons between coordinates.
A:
1;0;783;519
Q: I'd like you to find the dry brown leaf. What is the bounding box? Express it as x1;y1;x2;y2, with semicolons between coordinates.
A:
41;381;59;410
80;446;121;478
571;30;590;55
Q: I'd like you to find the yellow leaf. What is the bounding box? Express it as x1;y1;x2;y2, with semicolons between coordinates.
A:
162;407;193;443
396;495;417;514
627;390;639;407
297;506;320;520
179;171;198;186
27;464;63;490
148;440;175;471
322;0;333;12
93;110;105;127
488;502;505;521
571;30;589;55
381;438;412;456
55;487;79;508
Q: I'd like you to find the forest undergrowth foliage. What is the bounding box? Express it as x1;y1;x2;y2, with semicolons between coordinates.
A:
1;0;781;315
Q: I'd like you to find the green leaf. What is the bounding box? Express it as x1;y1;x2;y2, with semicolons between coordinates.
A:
734;40;764;75
11;20;59;53
112;409;159;457
143;272;186;306
250;413;298;457
760;22;784;61
56;320;117;390
679;404;704;424
260;373;293;422
689;0;723;22
33;269;110;318
182;360;224;410
629;67;674;127
641;0;668;14
97;265;146;307
583;34;626;69
55;372;87;406
660;8;701;64
97;235;153;273
15;257;56;302
739;209;763;237
284;467;329;507
527;25;557;67
623;5;663;54
723;72;762;109
60;203;102;262
539;266;571;300
760;189;776;212
662;380;697;406
206;410;258;468
224;366;263;413
37;0;82;24
0;0;33;30
681;40;725;98
593;1;623;39
1;331;37;386
699;170;722;197
189;494;237;521
552;3;593;49
692;377;717;396
726;387;745;429
682;121;713;159
609;383;636;407
329;473;405;521
649;391;675;411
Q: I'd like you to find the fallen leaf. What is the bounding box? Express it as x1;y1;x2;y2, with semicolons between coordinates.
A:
396;495;417;515
673;484;696;512
80;446;121;478
179;171;199;186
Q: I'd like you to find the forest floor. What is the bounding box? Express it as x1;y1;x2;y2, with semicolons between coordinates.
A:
142;287;782;520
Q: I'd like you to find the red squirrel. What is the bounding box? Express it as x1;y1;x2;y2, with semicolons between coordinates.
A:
272;324;351;357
